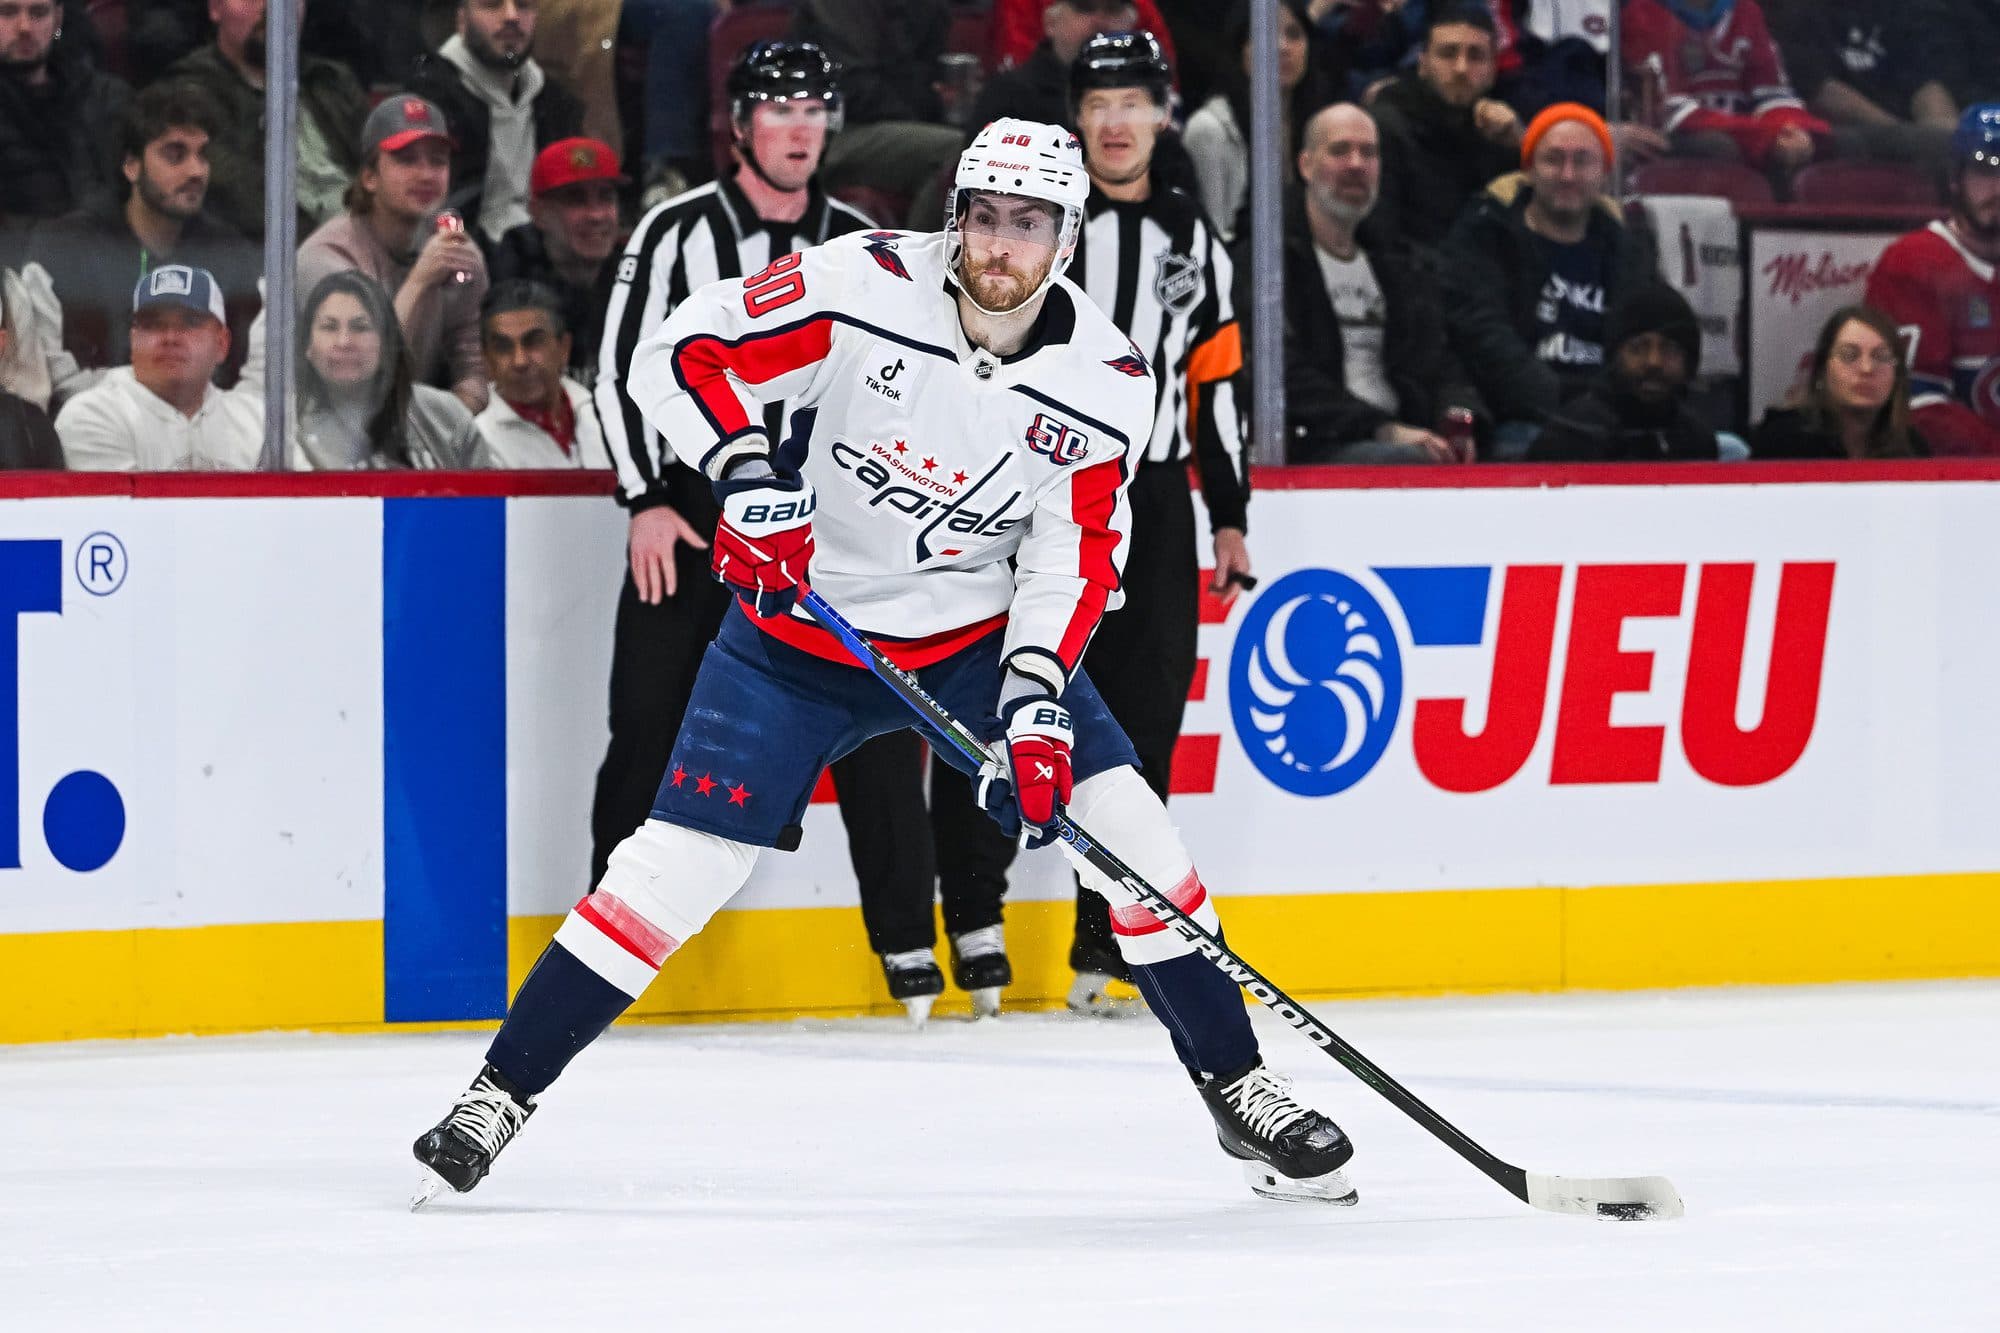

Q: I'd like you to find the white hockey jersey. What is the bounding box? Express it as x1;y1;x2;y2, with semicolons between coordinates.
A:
626;229;1157;686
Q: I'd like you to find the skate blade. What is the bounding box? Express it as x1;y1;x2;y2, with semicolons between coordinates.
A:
969;987;1002;1019
409;1168;453;1212
901;994;937;1029
1241;1160;1359;1206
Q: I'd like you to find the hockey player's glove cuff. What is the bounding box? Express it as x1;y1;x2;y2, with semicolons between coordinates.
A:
975;694;1074;852
712;469;816;619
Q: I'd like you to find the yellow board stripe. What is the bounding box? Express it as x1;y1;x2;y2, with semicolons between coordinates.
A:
3;873;1997;1044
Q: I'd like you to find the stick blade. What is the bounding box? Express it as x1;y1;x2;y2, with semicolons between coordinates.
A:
1525;1171;1684;1221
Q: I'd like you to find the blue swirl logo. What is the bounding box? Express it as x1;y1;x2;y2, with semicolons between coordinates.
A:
1229;569;1403;796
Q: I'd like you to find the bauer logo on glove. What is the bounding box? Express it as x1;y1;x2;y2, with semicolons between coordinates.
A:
712;470;817;619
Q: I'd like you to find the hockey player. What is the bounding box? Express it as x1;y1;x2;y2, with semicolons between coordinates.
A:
935;32;1251;1016
412;117;1357;1209
1865;104;2000;457
590;41;950;1021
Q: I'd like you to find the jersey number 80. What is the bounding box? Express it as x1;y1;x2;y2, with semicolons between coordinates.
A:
743;253;807;317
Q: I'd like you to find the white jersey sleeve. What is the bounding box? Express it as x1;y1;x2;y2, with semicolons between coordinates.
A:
625;245;855;480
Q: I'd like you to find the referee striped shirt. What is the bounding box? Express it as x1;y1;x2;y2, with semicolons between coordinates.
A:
1069;183;1248;531
596;173;872;512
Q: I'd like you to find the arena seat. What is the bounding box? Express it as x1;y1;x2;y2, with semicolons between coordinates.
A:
828;184;907;229
1627;159;1776;208
1788;160;1942;209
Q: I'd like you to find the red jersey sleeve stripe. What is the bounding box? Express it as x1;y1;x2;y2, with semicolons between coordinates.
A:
1054;455;1126;669
671;318;836;438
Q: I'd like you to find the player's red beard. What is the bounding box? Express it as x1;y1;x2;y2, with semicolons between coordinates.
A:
963;248;1056;313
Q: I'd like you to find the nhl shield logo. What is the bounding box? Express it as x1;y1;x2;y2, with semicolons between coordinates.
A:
1153;251;1202;317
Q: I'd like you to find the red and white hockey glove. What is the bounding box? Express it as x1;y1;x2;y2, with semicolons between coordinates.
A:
977;694;1075;851
712;463;816;619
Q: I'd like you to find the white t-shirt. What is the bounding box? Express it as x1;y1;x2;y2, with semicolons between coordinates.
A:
1314;246;1397;417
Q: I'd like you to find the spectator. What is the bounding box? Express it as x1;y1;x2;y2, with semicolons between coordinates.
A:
1957;2;2000;105
1865;104;2000;455
1763;0;1957;176
990;0;1180;79
1528;284;1718;461
0;1;132;221
1752;304;1927;459
630;0;720;202
1281;102;1476;463
1443;102;1658;455
1620;0;1824;180
29;80;261;380
405;0;587;245
298;96;492;413
791;0;964;221
1185;0;1342;242
971;0;1142;132
1371;2;1521;256
473;278;607;467
1;260;88;411
168;0;371;238
291;270;482;469
0;283;63;468
55;265;262;470
531;0;622;150
490;137;624;382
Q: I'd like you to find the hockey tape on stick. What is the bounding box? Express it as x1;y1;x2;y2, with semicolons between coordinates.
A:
799;587;1684;1222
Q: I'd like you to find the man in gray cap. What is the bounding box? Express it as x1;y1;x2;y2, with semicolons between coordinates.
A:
55;264;264;470
297;95;492;413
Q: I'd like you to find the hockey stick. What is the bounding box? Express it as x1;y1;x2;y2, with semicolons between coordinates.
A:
800;587;1684;1221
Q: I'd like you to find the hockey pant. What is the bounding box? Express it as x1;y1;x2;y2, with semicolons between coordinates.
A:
489;764;1255;1095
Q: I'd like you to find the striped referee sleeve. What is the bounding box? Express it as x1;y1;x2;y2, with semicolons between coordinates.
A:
596;204;682;511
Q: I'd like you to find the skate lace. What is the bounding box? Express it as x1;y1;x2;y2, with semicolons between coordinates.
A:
446;1078;531;1157
882;948;937;973
1221;1067;1310;1141
954;925;1005;959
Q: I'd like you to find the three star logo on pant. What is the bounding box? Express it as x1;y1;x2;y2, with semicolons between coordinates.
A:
668;763;750;805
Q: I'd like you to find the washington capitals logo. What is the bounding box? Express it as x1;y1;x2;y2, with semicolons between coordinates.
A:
1104;349;1149;378
864;232;912;281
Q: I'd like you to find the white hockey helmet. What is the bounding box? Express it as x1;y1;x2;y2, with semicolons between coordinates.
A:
944;117;1090;315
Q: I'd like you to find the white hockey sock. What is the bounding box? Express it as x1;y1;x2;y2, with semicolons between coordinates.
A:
552;818;760;999
1064;766;1222;967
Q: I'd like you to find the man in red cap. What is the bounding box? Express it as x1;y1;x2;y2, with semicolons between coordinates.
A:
490;136;627;381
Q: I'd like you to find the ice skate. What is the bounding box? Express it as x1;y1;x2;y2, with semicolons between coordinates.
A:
882;948;945;1028
1197;1059;1358;1205
949;925;1011;1018
410;1065;536;1209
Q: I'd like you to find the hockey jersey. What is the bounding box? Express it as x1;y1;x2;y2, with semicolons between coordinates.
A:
1866;220;2000;456
626;229;1157;685
1621;0;1825;165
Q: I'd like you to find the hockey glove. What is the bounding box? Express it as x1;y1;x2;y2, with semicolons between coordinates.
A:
712;462;816;619
976;695;1075;851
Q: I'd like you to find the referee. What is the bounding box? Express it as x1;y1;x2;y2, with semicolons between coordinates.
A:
589;42;934;1000
936;32;1253;1014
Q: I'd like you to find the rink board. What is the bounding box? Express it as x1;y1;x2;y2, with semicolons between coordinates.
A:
2;467;1998;1041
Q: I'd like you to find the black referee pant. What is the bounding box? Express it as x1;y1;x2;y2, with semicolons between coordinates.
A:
931;461;1201;973
588;541;935;956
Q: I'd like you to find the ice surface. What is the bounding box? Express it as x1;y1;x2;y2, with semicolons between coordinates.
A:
4;981;1997;1332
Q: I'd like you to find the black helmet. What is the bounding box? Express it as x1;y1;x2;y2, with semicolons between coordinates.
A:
728;40;844;127
1068;31;1172;112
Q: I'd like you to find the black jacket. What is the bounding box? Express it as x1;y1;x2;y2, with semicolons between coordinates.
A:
791;0;951;126
1441;174;1659;425
403;50;586;224
28;196;263;377
0;389;64;471
1275;201;1479;460
968;40;1070;133
168;44;371;240
1369;71;1518;256
1750;406;1930;459
1527;383;1718;462
0;55;131;222
488;222;610;382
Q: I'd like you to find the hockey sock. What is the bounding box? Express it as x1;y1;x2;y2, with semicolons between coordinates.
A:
1066;766;1260;1075
486;940;634;1097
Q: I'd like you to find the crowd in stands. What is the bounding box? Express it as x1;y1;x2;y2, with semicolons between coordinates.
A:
3;0;2000;473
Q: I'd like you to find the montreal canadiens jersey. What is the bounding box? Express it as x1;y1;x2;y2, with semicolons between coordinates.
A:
1620;0;1820;163
626;228;1157;685
1866;221;2000;456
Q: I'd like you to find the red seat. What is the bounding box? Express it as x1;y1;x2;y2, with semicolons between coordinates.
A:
707;0;796;176
1788;160;1941;209
1628;159;1776;208
947;3;992;70
829;184;907;228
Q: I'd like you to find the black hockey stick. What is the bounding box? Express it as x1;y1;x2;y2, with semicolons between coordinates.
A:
800;587;1683;1220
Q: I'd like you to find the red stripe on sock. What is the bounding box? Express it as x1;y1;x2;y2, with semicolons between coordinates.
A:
1108;869;1208;936
574;891;679;969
